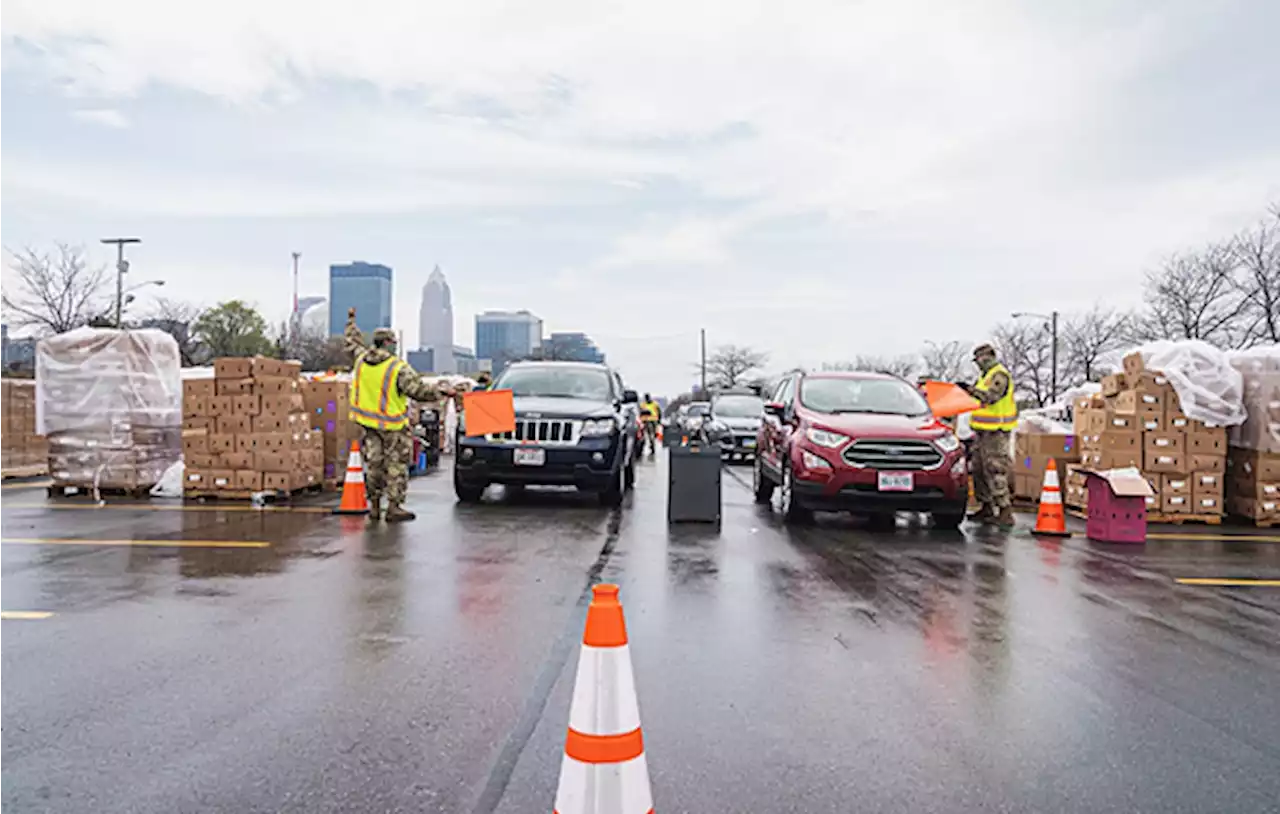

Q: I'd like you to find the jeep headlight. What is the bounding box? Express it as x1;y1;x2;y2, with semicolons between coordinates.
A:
934;432;961;453
580;418;617;437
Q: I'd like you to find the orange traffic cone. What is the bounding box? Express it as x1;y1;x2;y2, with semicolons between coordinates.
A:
553;584;654;814
333;440;370;515
1032;459;1070;537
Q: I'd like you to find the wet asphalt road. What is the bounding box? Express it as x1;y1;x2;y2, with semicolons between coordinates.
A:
3;456;1280;814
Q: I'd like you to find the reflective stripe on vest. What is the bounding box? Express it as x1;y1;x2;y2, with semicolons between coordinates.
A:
348;356;409;430
970;362;1018;432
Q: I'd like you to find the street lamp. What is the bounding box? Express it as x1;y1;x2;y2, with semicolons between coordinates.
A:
1012;310;1060;403
101;237;142;327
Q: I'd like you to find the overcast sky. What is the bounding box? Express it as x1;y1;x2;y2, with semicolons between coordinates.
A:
3;0;1278;394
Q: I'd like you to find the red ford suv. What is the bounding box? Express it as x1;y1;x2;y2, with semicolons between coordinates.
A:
753;370;968;528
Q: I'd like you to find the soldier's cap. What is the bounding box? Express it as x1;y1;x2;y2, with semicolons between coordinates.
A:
372;328;397;345
973;343;997;358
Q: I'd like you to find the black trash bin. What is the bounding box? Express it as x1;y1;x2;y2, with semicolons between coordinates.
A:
667;441;721;525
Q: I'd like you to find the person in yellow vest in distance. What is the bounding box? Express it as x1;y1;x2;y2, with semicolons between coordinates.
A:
639;393;661;454
345;308;454;523
963;343;1018;529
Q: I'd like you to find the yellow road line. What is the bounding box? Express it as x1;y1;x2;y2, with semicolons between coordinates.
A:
1146;533;1280;543
1;611;55;620
2;502;331;514
1176;578;1280;587
2;538;271;549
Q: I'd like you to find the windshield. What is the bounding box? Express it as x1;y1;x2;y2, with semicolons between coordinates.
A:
800;377;930;416
686;403;711;416
495;366;613;401
713;395;764;418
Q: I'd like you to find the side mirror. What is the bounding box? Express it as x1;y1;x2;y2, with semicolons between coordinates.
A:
622;390;639;404
763;402;785;418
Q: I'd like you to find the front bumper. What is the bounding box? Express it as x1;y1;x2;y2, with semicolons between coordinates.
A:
718;434;758;455
790;446;967;514
455;435;623;490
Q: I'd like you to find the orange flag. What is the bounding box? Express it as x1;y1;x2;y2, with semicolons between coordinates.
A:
922;380;981;418
462;389;516;437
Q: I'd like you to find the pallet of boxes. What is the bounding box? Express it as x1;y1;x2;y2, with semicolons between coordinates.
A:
1013;431;1080;506
298;376;359;489
2;379;49;478
1226;350;1280;527
182;357;325;499
1068;352;1227;524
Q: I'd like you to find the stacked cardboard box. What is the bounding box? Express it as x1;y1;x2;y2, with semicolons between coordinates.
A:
38;329;182;490
300;378;359;486
182;357;324;494
1013;432;1080;501
1225;351;1280;523
1;379;48;474
1071;353;1227;518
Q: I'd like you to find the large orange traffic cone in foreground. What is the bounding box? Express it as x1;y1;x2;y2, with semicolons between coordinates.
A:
554;584;654;814
1032;459;1070;537
333;440;370;515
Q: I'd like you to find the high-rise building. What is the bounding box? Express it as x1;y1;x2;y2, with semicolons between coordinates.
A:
406;348;434;373
329;262;392;336
475;310;542;375
418;266;454;373
540;332;606;363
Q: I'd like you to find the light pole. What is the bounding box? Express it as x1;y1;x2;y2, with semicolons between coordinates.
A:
101;237;142;327
1012;310;1060;403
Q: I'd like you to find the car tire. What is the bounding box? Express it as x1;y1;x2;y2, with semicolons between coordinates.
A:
600;462;626;507
454;471;486;504
932;510;965;530
779;457;813;524
752;456;775;504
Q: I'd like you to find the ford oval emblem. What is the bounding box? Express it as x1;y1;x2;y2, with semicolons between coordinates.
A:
888;448;902;455
525;412;542;419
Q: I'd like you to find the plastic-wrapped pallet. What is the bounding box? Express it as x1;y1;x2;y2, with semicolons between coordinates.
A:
1227;344;1280;454
36;328;182;491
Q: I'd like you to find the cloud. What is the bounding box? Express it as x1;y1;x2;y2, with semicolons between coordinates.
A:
71;108;129;128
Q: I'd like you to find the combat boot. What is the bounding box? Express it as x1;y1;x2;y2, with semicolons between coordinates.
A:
367;493;383;523
385;505;416;523
995;507;1016;530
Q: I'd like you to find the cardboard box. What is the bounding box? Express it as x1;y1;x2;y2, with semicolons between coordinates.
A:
1114;389;1162;417
184;379;216;399
1228;369;1280;454
1102;431;1141;453
183;416;213;430
181;428;208;454
1188;432;1226;456
223;451;253;470
260;394;295;415
252;357;286;379
1166;412;1190;431
1144;431;1185;456
184;396;208;418
1162;475;1191;496
263;472;290;491
1192;472;1224;494
208;469;236;490
1228;448;1280;481
255;376;297;395
208;433;236;454
1101;373;1127;397
1099;449;1142;469
217;377;255;396
1228;495;1279;520
1191;494;1222;514
1138;415;1164;433
252;414;287;434
1162;493;1191;514
236;470;263;491
235;433;259;453
1192;475;1224;503
281;360;303;378
1145;451;1184;474
255;451;291;472
186;452;217;469
215;357;254;379
232;393;260;415
259;433;289;452
1230;478;1279;501
1122;351;1145;378
1189;454;1225;474
216;414;252;436
208;396;235;417
184;469;207;489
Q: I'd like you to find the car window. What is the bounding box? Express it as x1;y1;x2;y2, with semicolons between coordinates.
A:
799;377;930;416
495;366;613;401
687;403;711;416
713;394;764;418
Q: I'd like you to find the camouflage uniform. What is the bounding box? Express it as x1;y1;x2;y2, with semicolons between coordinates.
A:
345;317;445;520
967;351;1014;526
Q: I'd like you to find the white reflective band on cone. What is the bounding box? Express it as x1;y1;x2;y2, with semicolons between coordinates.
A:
1044;468;1060;487
1041;491;1062;505
569;645;641;735
344;469;364;483
554;753;653;814
348;451;363;467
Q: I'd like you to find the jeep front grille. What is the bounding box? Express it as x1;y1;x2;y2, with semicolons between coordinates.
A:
488;419;580;446
842;439;942;470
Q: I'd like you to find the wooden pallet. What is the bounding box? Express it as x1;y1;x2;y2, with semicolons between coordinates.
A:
1145;512;1223;526
47;483;153;499
1228;514;1278;529
2;463;48;479
183;483;324;503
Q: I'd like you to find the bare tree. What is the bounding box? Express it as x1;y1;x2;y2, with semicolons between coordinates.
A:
1061;306;1133;385
1233;208;1280;344
144;298;207;366
1139;242;1252;347
992;320;1055;407
2;244;110;335
919;341;975;382
823;354;920;378
706;344;769;389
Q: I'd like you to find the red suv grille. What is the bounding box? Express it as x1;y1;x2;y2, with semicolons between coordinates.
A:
842;439;942;470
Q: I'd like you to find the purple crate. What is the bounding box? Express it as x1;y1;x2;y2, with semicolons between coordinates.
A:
1085;473;1148;543
324;462;337;478
325;419;336;433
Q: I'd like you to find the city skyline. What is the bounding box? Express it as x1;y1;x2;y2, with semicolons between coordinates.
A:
327;261;392;336
418;265;454;373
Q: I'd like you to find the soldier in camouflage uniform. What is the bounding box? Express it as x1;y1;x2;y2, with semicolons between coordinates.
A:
345;309;453;523
965;343;1017;529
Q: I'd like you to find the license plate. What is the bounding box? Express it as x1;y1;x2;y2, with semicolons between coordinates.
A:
877;472;913;492
743;438;756;448
513;448;546;466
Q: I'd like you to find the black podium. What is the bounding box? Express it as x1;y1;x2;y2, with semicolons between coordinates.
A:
667;441;721;524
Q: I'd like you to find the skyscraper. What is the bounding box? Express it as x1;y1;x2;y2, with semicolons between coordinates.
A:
475;310;543;375
328;262;392;336
418;266;455;373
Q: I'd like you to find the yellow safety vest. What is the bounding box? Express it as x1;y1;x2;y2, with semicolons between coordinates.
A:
641;402;660;422
349;356;410;431
970;363;1017;432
